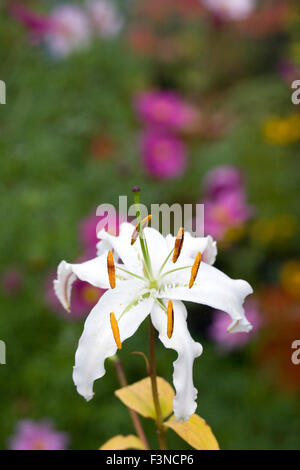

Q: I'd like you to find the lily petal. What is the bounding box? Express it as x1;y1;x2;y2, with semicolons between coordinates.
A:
54;256;110;311
150;300;203;422
97;222;144;276
161;261;253;333
73;279;154;401
166;232;217;265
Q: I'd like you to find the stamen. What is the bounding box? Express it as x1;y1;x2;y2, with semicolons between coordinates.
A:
189;252;202;288
131;215;152;245
110;312;122;349
172;227;184;263
167;300;174;339
107;250;116;288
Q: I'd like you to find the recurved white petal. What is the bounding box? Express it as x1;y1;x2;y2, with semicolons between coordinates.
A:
54;255;110;311
161;261;253;333
150;300;203;422
73;279;154;401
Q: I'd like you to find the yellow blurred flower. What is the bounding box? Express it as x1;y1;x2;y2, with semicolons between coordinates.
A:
250;215;297;245
219;224;246;249
263;114;300;145
280;260;300;300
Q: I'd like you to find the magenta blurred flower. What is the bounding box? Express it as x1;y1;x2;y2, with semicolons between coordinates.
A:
10;3;54;42
1;268;23;294
45;5;91;58
140;130;187;180
203;165;244;199
203;191;253;240
135;91;197;132
87;0;123;38
208;299;261;351
80;211;127;256
202;0;255;21
46;270;104;319
9;420;69;450
278;60;300;86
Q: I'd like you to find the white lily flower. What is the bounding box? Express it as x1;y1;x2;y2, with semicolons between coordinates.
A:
54;211;252;422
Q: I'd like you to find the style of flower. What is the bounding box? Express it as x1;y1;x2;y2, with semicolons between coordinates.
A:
8;420;69;450
86;0;123;38
202;0;255;21
134;91;197;133
140;130;187;180
45;5;91;58
54;189;253;421
209;299;261;351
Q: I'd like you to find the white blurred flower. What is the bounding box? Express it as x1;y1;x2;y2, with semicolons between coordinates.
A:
202;0;255;21
45;5;91;58
86;0;123;38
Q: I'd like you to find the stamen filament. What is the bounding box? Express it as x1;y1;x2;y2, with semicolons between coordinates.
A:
154;298;167;312
107;250;116;289
158;247;175;275
167;300;174;339
116;266;147;282
110;312;122;349
189;252;202;289
161;265;193;279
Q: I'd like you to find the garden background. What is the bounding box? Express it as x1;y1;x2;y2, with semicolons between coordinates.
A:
0;0;300;450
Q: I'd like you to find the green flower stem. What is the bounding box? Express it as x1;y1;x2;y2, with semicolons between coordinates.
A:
112;356;150;450
149;319;168;450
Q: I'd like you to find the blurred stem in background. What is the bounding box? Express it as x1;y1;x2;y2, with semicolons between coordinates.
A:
112;356;150;450
149;319;168;450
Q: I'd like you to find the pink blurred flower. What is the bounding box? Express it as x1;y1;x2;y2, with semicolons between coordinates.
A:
278;60;300;86
45;5;91;58
208;299;261;351
86;0;123;38
1;268;23;294
202;0;255;21
203;165;244;199
79;211;127;256
135;91;197;132
46;270;104;319
203;191;253;240
9;420;69;450
10;3;54;43
140;130;187;180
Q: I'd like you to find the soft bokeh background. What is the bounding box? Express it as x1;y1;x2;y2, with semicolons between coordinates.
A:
1;0;300;450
